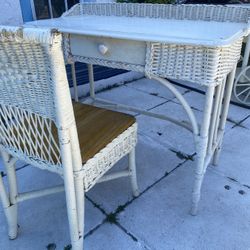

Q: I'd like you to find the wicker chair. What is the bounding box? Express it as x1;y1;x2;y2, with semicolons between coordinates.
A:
0;26;139;249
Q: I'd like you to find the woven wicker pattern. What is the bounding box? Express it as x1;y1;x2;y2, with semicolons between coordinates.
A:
0;34;55;120
0;105;61;165
62;33;73;64
64;3;250;23
145;39;243;86
0;27;65;171
72;55;145;73
82;123;137;191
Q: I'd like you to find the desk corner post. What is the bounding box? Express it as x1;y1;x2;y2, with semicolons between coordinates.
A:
213;65;237;165
191;84;216;216
71;63;79;102
88;64;95;99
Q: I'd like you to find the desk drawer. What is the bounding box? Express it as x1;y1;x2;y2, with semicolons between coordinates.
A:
69;35;146;66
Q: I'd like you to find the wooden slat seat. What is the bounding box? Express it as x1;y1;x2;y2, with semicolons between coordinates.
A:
8;102;135;165
73;102;136;163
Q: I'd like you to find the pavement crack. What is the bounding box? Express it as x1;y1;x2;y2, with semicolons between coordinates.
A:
112;159;190;218
232;114;250;129
105;212;117;224
145;100;170;112
169;149;195;161
84;221;105;239
85;195;141;244
115;222;138;242
227;176;238;182
85;195;107;216
243;184;250;189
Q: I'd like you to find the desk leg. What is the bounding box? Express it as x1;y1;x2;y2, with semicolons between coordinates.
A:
88;64;95;100
70;63;79;102
191;85;215;215
213;66;237;165
191;66;236;215
239;35;250;83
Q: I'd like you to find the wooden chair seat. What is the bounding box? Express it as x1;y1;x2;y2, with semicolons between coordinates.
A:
73;102;135;163
9;102;135;165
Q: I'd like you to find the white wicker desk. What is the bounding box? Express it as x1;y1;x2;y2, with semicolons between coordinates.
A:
25;3;250;214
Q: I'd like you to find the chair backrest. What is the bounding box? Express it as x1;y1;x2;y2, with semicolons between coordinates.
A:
0;26;81;173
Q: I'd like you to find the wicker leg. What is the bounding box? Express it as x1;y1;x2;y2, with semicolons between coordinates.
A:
213;66;236;165
207;81;225;158
74;177;84;248
129;148;139;197
64;173;83;250
60;130;82;250
71;63;79;102
0;173;17;240
0;151;18;239
69;125;85;245
88;64;95;99
191;85;215;216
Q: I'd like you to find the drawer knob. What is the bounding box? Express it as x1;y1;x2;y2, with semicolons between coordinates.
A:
98;44;108;55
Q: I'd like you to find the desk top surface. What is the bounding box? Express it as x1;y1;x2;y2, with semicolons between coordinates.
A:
26;15;249;47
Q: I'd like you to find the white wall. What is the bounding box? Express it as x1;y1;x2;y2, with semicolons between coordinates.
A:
0;0;23;25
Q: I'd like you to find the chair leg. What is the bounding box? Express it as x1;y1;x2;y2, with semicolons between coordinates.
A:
128;148;139;197
0;152;18;239
74;178;85;245
64;176;83;250
60;129;83;250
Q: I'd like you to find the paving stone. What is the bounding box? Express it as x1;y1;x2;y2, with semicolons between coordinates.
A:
183;91;250;124
0;167;105;250
242;115;250;129
119;162;250;250
87;134;183;214
210;126;250;187
137;100;204;155
85;223;147;250
96;85;166;115
226;104;249;124
126;78;188;101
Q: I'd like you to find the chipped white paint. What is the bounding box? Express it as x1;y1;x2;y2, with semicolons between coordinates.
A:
0;0;23;25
